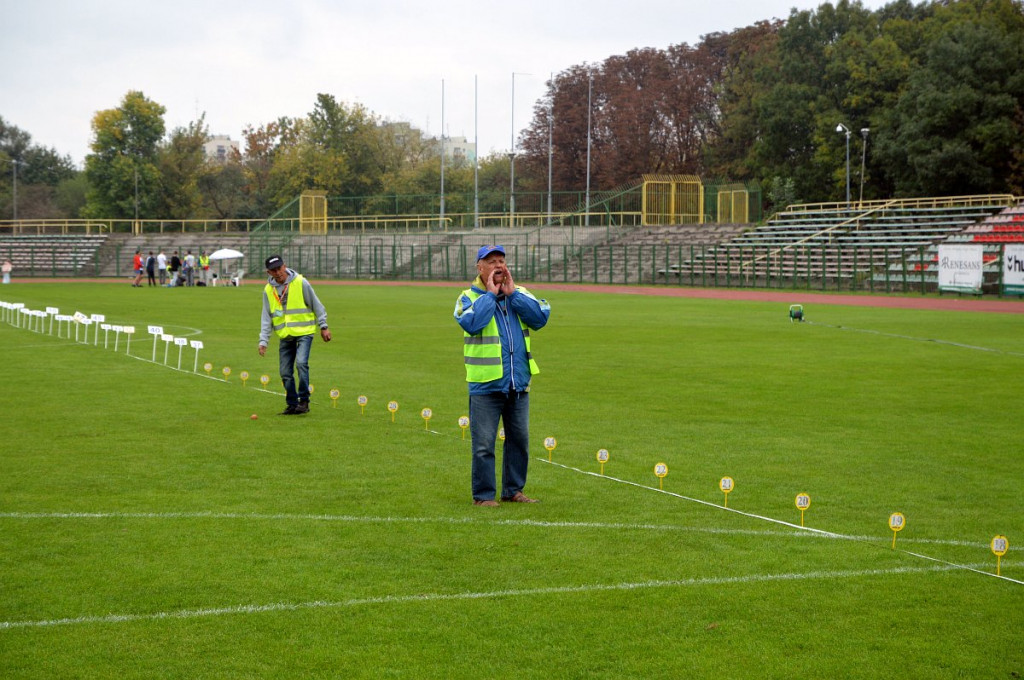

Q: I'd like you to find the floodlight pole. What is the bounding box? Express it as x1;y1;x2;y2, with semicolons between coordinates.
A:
474;75;479;229
440;78;446;230
836;123;851;205
859;128;870;204
585;73;593;227
547;87;553;224
510;71;532;228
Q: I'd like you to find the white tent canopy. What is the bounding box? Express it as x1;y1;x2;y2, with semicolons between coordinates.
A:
208;248;244;260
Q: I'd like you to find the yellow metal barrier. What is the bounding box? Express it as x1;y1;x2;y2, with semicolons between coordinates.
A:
642;174;703;225
300;191;328;234
716;184;749;224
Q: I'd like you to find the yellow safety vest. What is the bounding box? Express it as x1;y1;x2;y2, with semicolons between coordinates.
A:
266;274;317;338
462;288;539;382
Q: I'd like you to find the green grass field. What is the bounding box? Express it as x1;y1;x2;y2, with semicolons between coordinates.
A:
1;281;1022;679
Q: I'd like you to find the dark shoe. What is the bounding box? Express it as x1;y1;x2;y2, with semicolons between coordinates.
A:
279;405;298;415
473;499;500;507
501;492;538;503
294;401;309;414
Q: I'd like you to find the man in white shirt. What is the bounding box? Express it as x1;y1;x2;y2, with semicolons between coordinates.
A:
183;251;197;287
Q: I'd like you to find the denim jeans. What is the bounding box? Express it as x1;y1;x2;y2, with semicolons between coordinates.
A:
469;391;530;501
279;334;313;406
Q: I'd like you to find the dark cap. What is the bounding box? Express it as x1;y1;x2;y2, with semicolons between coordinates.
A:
476;245;506;261
265;255;284;270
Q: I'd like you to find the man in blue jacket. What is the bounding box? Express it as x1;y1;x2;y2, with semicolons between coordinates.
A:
454;245;551;507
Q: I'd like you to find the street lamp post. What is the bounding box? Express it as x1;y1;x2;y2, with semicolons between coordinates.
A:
836;123;851;205
9;159;25;220
859;128;870;204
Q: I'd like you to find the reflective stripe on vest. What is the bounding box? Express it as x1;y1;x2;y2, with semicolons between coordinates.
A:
462;288;539;383
266;274;316;338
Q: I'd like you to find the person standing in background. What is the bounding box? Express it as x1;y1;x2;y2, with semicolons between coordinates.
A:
145;251;157;286
131;250;144;287
156;250;167;286
183;250;196;287
200;250;211;286
169;251;181;287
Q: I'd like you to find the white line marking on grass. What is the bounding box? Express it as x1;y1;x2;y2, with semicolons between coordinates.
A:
806;320;1024;358
2;341;82;350
539;459;1024;585
0;510;806;540
0;510;991;548
2;561;1013;631
540;460;844;536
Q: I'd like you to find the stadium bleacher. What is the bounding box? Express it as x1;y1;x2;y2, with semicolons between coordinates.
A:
0;234;109;276
659;196;1016;286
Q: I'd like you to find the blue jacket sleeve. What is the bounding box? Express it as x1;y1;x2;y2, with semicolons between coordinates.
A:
454;290;497;334
509;288;550;330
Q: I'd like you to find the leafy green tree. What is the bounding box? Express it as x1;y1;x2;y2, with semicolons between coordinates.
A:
1;116;79;218
0;117;32;160
874;3;1024;195
54;174;89;218
157;117;208;219
268;94;390;212
198;159;251;219
704;22;783;181
237;119;294;217
83;90;166;219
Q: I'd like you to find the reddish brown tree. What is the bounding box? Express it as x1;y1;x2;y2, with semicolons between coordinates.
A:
517;34;741;195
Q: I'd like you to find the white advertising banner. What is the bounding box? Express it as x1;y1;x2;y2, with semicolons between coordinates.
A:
937;244;983;294
1003;244;1024;295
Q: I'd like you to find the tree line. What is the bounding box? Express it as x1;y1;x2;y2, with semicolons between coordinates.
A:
2;0;1022;223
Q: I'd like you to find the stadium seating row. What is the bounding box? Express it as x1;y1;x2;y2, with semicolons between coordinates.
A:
0;235;109;274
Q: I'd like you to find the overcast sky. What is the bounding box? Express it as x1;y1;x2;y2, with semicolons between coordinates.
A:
2;0;891;167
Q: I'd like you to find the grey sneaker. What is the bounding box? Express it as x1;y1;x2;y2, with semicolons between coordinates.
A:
294;401;310;414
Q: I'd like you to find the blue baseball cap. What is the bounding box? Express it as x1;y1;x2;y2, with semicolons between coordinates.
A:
476;245;506;261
